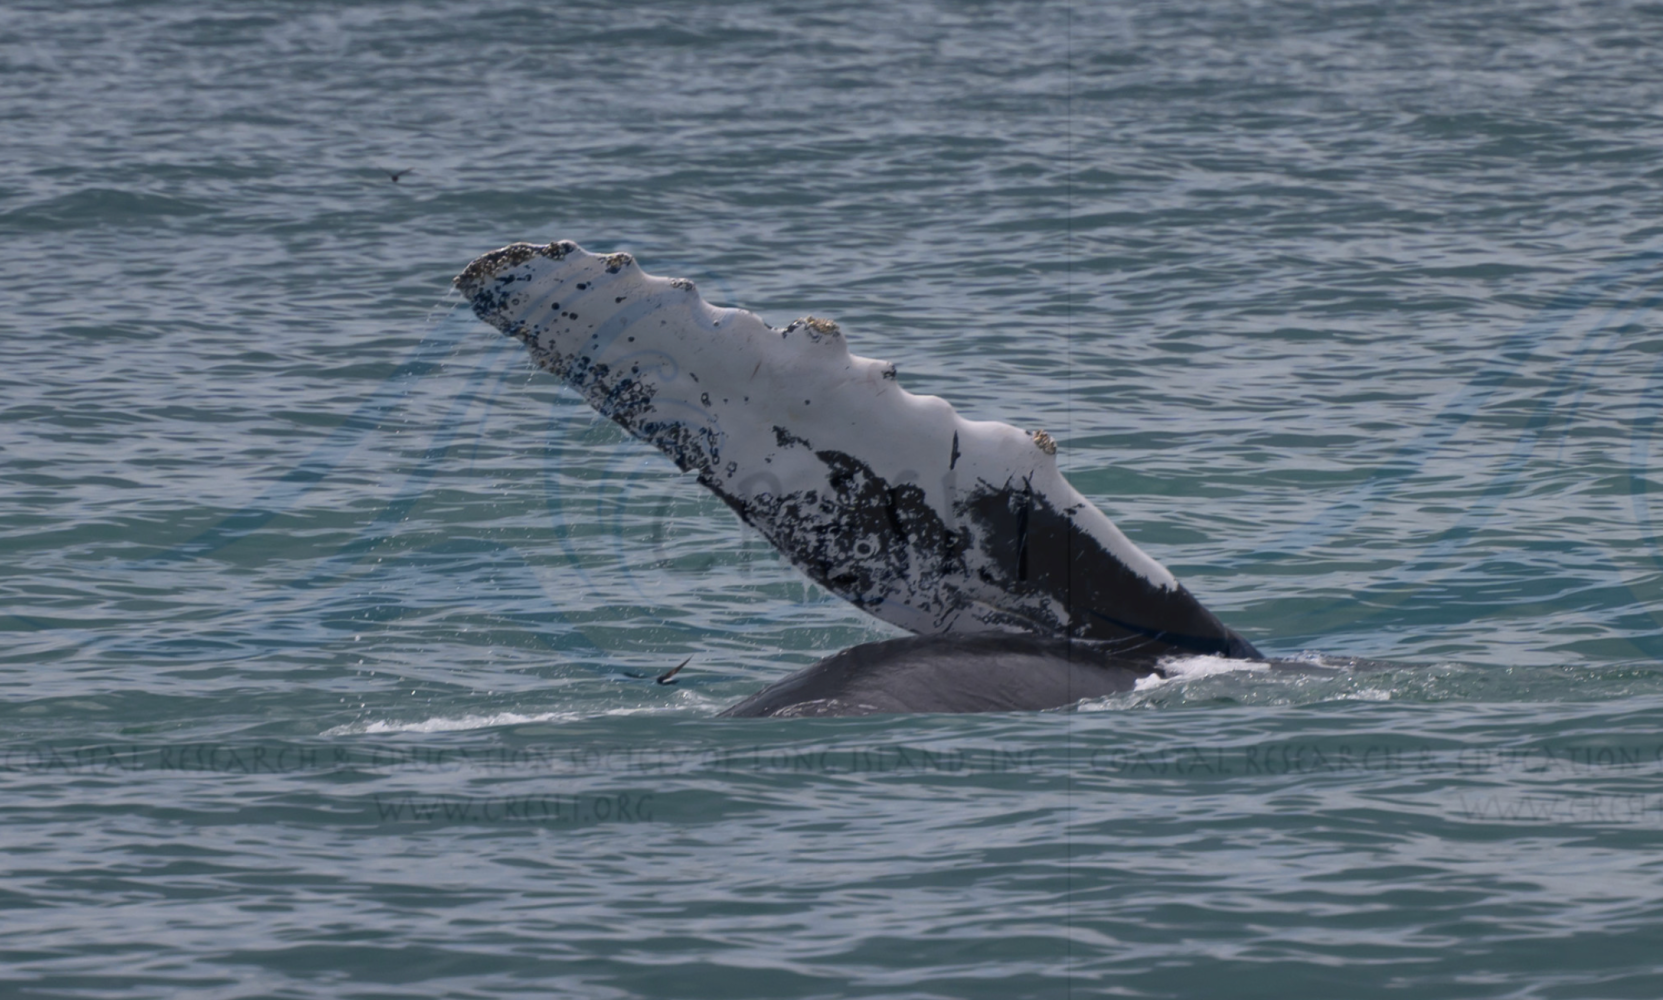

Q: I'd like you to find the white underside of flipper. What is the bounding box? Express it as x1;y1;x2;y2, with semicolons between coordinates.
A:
455;242;1244;654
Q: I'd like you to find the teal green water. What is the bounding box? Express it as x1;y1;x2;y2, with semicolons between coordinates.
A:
4;2;1663;996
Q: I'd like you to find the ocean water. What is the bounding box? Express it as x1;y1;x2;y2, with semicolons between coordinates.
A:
4;0;1663;996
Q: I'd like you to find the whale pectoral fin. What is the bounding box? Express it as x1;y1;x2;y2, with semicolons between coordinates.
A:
455;241;1260;665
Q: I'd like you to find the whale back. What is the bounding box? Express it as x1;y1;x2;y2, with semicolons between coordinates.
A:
717;634;1163;717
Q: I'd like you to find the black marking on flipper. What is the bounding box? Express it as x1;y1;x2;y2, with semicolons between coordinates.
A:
885;487;907;540
958;483;1248;656
1016;478;1032;583
949;432;961;470
774;425;812;449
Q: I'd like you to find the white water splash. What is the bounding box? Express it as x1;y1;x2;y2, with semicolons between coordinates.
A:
321;710;582;735
1134;654;1273;691
1344;688;1393;702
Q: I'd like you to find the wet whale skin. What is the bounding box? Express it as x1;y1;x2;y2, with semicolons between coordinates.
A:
718;634;1165;718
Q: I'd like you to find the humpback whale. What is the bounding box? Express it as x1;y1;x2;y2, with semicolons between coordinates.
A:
454;241;1261;715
